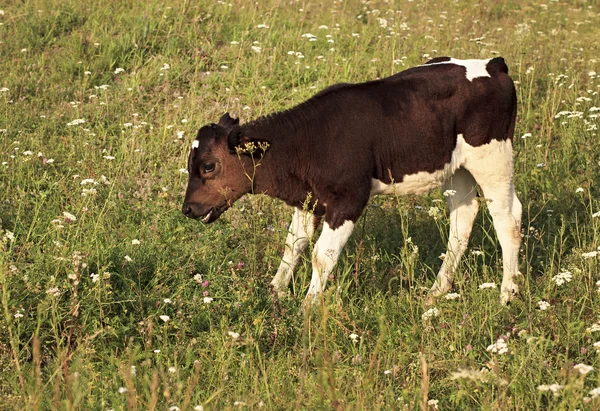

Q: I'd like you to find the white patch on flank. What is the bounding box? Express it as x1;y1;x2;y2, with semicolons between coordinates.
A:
425;58;492;81
192;140;199;149
370;134;467;196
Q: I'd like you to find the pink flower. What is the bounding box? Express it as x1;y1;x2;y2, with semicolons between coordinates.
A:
203;291;209;297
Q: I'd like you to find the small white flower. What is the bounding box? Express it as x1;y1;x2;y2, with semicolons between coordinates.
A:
103;155;115;160
160;63;171;71
256;23;269;28
574;363;594;375
168;366;176;374
132;239;140;245
588;323;600;333
163;298;172;304
443;189;456;197
592;211;600;218
383;369;392;375
194;407;205;411
14;311;23;319
590;387;600;398
90;273;100;283
22;150;33;156
576;187;585;193
427;399;439;409
177;131;185;139
422;307;439;321
228;331;240;339
251;46;262;53
471;250;484;256
486;338;509;355
537;300;551;310
67;118;85;126
521;132;532;139
124;255;132;262
349;333;359;343
46;287;60;296
3;230;15;242
582;251;598;259
63;211;77;222
179;168;189;174
203;297;213;304
114;68;125;74
537;384;563;395
169;407;180;411
118;387;128;394
153;349;160;353
479;282;497;289
159;315;170;322
552;271;572;286
445;292;460;300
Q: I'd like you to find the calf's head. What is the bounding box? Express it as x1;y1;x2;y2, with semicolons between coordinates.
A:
182;113;253;223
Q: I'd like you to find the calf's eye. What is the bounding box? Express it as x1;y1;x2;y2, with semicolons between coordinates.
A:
202;163;216;174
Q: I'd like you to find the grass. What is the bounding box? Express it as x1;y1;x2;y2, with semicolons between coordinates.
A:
1;0;599;409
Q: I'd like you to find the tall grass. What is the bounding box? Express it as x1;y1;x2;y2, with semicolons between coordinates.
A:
1;0;599;409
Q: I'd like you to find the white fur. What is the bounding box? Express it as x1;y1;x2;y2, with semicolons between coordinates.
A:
304;220;355;307
192;140;199;149
271;209;315;297
426;58;491;81
370;134;467;196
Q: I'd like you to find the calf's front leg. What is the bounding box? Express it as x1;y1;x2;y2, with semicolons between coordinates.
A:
303;220;355;308
271;208;317;297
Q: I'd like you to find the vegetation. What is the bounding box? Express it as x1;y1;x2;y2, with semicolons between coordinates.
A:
1;0;599;409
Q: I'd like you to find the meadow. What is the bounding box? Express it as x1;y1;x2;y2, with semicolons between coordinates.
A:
1;0;599;409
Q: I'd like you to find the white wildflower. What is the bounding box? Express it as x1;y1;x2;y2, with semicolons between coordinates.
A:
443;189;456;197
203;297;213;304
114;67;125;74
349;333;359;343
67;119;85;126
228;331;240;339
582;251;598;259
590;387;600;398
574;363;594;375
159;315;170;322
479;282;497;289
132;239;140;245
537;300;551;310
537;384;563;395
487;338;509;355
521;133;532;139
552;271;572;286
63;211;77;222
163;298;172;304
445;292;460;300
576;187;585;193
168;366;176;373
124;255;132;262
46;287;60;297
422;307;439;321
251;46;262;53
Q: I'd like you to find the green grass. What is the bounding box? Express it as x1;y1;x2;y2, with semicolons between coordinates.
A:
1;0;599;409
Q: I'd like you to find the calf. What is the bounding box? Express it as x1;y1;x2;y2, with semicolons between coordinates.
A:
182;57;522;307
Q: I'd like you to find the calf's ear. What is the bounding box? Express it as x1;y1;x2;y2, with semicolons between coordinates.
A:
218;112;239;127
227;129;270;157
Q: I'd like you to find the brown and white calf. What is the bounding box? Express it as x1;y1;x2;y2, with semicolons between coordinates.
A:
182;57;522;307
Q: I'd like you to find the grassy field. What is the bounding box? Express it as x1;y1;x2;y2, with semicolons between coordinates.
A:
1;0;599;409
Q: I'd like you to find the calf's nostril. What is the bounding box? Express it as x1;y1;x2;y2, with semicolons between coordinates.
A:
182;204;192;216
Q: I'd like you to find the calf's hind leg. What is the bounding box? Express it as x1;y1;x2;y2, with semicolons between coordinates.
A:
430;168;480;297
464;140;522;304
